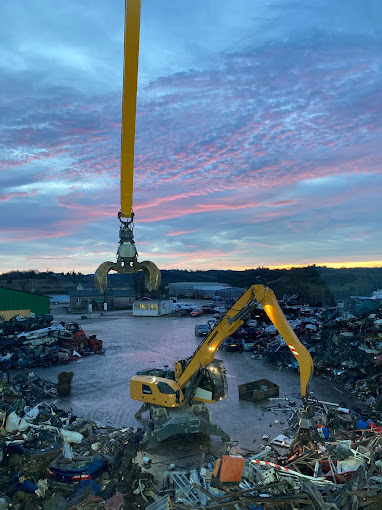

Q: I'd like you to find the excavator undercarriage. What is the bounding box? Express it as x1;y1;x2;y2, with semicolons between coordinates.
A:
135;402;230;448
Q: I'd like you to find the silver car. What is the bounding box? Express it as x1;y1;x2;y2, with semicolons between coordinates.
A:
195;324;210;337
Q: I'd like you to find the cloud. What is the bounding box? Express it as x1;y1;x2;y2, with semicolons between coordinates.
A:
1;1;382;272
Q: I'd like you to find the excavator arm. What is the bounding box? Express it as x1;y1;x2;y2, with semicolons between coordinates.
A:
131;284;314;409
94;0;161;294
175;285;313;398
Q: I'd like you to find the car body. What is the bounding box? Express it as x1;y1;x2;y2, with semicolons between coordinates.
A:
195;324;210;336
177;309;189;317
190;308;203;317
47;455;106;484
213;306;226;314
219;336;244;352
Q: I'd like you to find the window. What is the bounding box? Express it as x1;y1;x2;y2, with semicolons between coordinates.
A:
142;304;149;310
142;384;152;395
150;304;157;310
76;298;82;304
157;382;176;394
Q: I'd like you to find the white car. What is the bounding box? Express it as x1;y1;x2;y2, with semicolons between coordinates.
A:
207;318;218;330
213;306;226;314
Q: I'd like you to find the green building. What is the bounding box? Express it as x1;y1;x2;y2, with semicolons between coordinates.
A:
0;287;50;320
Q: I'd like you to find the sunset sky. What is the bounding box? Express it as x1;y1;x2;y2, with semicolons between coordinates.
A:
1;0;381;274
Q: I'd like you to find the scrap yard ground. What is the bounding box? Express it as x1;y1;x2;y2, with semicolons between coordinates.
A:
27;302;362;457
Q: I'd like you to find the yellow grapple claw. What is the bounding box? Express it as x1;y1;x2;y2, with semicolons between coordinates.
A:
94;220;161;294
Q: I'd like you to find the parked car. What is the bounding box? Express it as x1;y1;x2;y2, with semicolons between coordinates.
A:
219;336;244;352
177;309;189;317
190;308;203;317
242;338;258;351
235;327;261;340
201;305;215;314
213;306;227;314
195;324;210;337
207;318;218;330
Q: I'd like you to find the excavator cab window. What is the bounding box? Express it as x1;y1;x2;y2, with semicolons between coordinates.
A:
142;384;152;395
157;382;176;394
199;361;228;401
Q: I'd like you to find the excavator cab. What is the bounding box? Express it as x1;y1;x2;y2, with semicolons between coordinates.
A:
192;361;228;404
130;375;184;407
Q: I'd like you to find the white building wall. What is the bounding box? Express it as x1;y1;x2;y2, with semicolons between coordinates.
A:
133;300;173;316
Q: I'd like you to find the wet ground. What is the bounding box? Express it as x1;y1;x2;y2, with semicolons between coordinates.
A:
28;303;360;455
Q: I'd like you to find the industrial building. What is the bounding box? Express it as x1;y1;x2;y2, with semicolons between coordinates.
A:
216;286;246;301
69;273;136;313
167;282;229;298
0;287;50;320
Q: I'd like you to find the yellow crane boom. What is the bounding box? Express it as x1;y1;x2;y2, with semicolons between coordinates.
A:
94;0;160;294
120;0;140;219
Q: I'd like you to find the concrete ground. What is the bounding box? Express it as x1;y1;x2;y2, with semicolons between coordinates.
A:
25;303;361;474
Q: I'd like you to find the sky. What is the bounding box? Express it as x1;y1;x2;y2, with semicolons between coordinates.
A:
1;0;382;274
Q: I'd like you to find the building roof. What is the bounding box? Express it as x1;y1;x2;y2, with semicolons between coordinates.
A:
70;288;135;298
194;285;229;291
0;286;50;299
216;287;246;294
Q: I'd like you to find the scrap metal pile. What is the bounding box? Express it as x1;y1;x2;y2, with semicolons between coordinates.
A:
0;317;105;370
147;399;382;510
240;296;382;410
0;373;157;509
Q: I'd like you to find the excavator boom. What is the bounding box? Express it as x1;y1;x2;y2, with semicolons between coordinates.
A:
176;285;313;398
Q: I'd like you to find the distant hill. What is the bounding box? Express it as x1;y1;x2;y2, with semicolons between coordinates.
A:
1;266;382;305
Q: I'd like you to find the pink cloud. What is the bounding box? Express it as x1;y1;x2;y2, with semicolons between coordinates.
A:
268;200;294;207
166;230;197;237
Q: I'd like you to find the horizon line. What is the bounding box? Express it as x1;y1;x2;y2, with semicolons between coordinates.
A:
1;260;382;276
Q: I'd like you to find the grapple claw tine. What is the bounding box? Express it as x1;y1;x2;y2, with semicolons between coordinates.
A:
94;261;120;294
137;260;161;291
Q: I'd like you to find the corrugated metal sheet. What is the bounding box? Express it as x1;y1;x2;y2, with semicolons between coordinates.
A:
0;287;49;316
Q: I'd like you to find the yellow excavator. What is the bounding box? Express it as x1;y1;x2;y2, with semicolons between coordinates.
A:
131;284;314;446
94;0;161;294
